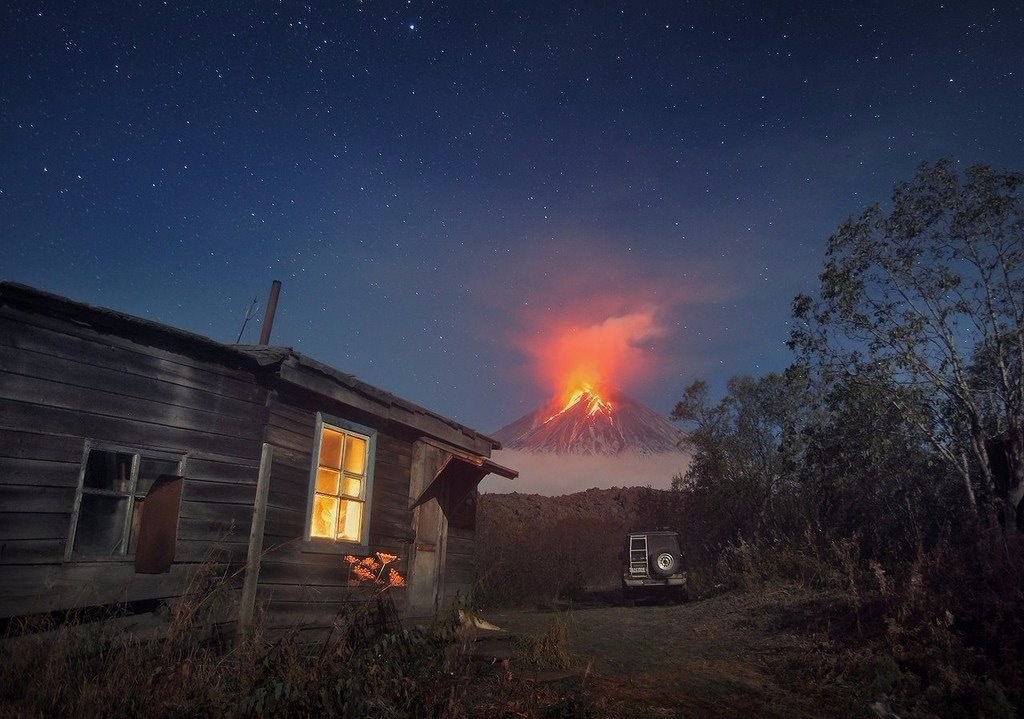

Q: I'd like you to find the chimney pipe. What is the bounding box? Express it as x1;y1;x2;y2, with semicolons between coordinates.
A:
258;280;282;345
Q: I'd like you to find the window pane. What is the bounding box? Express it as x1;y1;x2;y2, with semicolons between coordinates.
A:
83;450;134;493
320;427;344;469
74;494;128;555
343;435;367;474
341;475;362;498
316;468;340;494
137;458;179;495
311;493;339;538
337;500;362;541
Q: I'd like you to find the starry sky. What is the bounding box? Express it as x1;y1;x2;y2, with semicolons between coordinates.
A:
3;1;1023;436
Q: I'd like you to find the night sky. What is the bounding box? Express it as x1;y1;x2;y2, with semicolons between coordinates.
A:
4;1;1023;436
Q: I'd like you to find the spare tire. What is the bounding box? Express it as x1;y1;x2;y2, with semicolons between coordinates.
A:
651;551;679;578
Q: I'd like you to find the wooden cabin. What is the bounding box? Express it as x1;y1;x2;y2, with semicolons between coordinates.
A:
0;281;516;634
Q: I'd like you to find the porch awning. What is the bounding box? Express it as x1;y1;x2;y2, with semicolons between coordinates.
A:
410;438;517;510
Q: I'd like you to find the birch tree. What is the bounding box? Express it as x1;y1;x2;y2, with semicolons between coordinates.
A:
790;160;1024;522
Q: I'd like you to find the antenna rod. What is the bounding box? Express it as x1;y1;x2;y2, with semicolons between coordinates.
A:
258;280;282;345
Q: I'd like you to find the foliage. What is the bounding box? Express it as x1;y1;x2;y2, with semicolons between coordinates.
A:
0;558;470;719
670;373;807;560
802;533;1024;718
476;514;626;607
790;159;1024;519
795;367;965;559
513;614;573;670
344;552;407;592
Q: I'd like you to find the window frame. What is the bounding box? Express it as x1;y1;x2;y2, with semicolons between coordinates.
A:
303;413;376;553
65;441;186;562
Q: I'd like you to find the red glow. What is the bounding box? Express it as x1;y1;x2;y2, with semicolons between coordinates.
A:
525;308;667;411
543;383;614;423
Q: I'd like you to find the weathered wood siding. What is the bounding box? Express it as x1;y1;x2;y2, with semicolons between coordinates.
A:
0;303;265;619
441;525;475;608
253;389;416;631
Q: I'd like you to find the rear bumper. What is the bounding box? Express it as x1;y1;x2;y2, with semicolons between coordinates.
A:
623;575;686;588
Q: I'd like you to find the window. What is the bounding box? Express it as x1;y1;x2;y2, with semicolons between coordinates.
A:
67;444;184;559
307;415;375;546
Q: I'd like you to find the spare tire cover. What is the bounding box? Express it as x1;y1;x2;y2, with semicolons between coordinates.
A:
651;551;679;578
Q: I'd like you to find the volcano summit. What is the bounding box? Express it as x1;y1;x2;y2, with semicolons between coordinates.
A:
492;385;685;456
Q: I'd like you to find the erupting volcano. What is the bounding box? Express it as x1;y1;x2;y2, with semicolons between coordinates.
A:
487;307;688;494
492;382;684;456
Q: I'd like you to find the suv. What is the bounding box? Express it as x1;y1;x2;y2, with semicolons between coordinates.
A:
621;529;687;603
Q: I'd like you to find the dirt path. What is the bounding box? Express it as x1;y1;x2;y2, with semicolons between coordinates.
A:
481;587;847;718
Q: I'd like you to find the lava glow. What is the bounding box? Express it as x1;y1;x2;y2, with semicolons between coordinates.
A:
543;383;614;423
524;308;667;418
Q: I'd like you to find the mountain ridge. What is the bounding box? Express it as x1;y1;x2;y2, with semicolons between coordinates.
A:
492;386;685;456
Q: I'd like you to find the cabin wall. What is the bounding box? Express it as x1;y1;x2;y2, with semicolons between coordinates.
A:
441;524;476;609
251;388;417;633
0;304;266;620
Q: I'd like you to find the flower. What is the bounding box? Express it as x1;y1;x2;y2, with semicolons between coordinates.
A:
352;565;375;582
343;552;407;593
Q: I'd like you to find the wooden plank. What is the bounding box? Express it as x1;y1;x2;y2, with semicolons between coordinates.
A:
172;538;249;564
0;428;85;462
265;489;307;517
256;559;350;588
266;392;316;421
0;538;66;564
0;512;70;540
0;373;263;442
0;399;261;460
277;361;497;455
265;405;314;438
377;433;408;454
180;479;257;506
259;541;410;568
368;487;413;521
254;583;357;603
176;517;251;543
0;344;264;422
443;566;475;585
0;457;80;487
0;562;196;618
0;485;76;514
371;471;411;499
239;443;273;631
177;499;255;527
263;424;313;456
265;446;309;470
368;501;412;529
0;311;263;402
186;457;261;485
376;446;412;470
269;458;310;488
261;507;306;540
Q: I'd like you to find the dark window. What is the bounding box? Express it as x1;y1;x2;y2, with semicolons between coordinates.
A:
68;446;185;560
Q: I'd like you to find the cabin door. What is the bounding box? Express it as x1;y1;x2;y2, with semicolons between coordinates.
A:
406;443;447;618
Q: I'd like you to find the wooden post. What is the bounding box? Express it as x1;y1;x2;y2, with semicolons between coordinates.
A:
239;442;273;632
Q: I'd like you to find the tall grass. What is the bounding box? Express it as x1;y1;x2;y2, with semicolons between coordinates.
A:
0;558;476;718
711;529;1024;718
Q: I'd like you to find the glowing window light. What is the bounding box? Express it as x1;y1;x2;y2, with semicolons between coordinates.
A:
310;424;370;541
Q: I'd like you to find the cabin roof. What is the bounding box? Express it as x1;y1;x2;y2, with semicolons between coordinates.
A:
0;281;503;454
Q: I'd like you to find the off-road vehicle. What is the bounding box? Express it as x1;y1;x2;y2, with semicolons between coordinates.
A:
621;529;687;603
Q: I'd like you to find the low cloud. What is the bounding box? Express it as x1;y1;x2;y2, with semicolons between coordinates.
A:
482;450;691;496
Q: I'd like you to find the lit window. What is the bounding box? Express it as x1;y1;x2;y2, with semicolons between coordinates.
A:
68;445;184;558
308;417;374;545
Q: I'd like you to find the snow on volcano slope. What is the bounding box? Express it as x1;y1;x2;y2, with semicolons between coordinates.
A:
491;387;685;456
